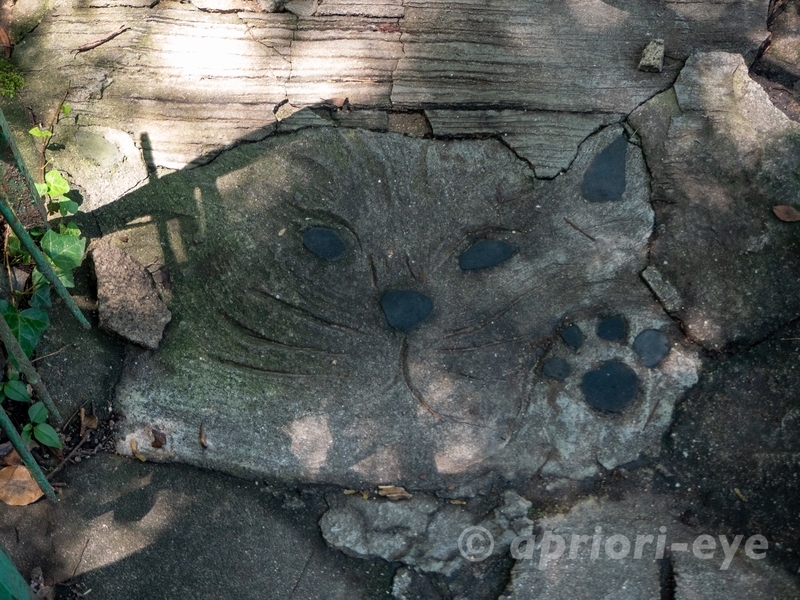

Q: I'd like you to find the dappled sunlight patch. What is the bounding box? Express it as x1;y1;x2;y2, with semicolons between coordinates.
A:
284;414;333;475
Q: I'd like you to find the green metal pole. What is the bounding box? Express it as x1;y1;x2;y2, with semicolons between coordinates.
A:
0;198;90;330
0;407;57;503
0;314;61;423
0;108;48;225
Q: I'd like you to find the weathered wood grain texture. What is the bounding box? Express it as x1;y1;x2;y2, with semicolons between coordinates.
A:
425;109;621;177
394;0;769;111
11;0;769;171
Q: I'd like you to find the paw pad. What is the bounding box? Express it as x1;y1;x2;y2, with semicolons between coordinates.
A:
544;315;672;414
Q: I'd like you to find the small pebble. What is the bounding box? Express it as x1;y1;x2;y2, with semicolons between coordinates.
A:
561;325;584;349
302;227;346;261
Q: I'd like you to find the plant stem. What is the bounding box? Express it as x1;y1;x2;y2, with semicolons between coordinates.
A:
0;406;57;502
0;107;48;224
0;311;61;423
0;193;90;330
39;84;70;182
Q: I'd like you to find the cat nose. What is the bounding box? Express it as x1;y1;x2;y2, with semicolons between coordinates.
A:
380;289;433;333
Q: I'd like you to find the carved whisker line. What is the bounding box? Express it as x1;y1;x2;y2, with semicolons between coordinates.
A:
368;254;379;289
434;412;494;430
211;355;353;379
444;279;544;339
221;313;346;357
285;197;364;253
441;335;527;353
400;338;443;421
447;370;507;383
251;289;370;336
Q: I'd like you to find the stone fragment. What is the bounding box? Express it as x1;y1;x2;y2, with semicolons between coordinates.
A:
560;325;583;349
459;240;515;270
380;290;433;332
632;329;669;368
581;360;638;413
302;227;347;261
638;39;665;72
596;315;627;341
320;490;533;577
108;126;698;487
92;240;171;350
630;52;800;349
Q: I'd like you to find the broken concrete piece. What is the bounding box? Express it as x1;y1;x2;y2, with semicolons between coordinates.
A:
630;52;800;349
103;125;699;488
92;240;171;350
49;126;149;211
320;490;533;577
638;39;665;72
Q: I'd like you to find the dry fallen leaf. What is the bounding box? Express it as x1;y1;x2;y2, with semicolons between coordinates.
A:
360;491;369;500
0;465;44;506
734;487;747;502
378;485;412;501
773;205;800;222
0;25;12;59
343;489;358;495
449;499;467;505
199;422;208;449
151;429;167;449
0;443;22;467
79;408;99;437
129;438;146;462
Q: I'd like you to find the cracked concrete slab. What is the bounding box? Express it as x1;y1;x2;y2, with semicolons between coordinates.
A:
86;124;699;491
498;491;800;600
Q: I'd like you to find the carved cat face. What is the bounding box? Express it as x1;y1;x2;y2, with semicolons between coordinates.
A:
113;125;698;488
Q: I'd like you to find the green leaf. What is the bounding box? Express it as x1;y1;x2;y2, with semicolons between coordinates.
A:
21;424;31;444
61;103;71;117
34;182;47;197
58;199;79;217
58;222;81;236
28;401;47;424
5;232;30;263
44;170;70;198
0;300;50;358
33;423;61;449
4;380;30;403
40;228;86;288
28;127;52;139
29;270;51;309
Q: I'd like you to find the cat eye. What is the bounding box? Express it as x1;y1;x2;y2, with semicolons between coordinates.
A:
302;227;347;261
459;239;516;271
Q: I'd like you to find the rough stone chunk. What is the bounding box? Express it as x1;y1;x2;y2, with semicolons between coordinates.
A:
92;241;171;350
560;325;584;349
581;359;638;413
302;227;347;261
380;289;433;332
638;39;665;72
596;314;627;341
632;329;670;367
459;240;515;270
